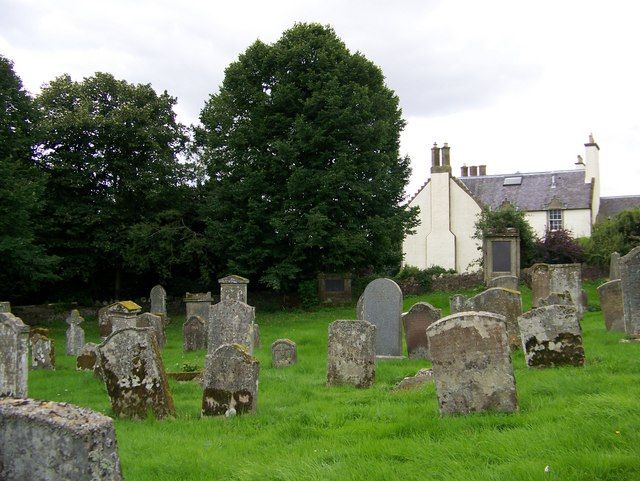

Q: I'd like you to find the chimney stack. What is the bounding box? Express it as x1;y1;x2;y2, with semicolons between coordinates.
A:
460;165;469;177
430;142;451;174
441;143;450;166
469;165;478;176
478;165;486;176
431;143;440;168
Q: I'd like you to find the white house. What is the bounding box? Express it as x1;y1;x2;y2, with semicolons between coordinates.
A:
402;135;638;273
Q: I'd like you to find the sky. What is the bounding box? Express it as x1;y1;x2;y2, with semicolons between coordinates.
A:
1;0;639;198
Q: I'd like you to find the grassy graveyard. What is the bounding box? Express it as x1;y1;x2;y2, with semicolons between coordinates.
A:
29;281;640;481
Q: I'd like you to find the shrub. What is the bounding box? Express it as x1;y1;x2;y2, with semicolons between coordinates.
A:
535;229;585;264
394;265;455;293
584;209;640;267
297;279;319;310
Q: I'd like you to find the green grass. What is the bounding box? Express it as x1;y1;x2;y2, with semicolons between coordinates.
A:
29;281;640;481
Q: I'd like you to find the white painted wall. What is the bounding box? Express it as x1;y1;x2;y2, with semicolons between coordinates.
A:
585;142;600;224
526;209;592;238
403;182;431;269
450;180;482;271
425;172;456;270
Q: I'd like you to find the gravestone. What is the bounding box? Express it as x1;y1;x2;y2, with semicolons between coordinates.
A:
426;312;518;415
318;273;352;303
0;301;10;313
183;315;207;351
538;290;573;308
487;275;519;291
402;302;441;359
136;312;166;350
184;292;212;322
359;278;403;357
97;304;114;338
31;334;55;370
393;368;434;391
76;342;99;371
208;299;255;354
356;294;364;320
597;279;625;332
0;398;123;481
218;275;249;303
109;301;142;333
150;284;167;316
531;263;583;315
0;312;29;397
517;305;585;367
65;309;85;356
326;320;376;388
271;339;297;367
483;228;520;284
253;323;261;349
97;327;175;419
610;251;621;280
620;246;640;337
202;343;260;416
449;294;467;314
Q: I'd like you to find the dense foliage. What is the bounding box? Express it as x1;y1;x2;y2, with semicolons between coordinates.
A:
583;209;640;266
534;228;585;264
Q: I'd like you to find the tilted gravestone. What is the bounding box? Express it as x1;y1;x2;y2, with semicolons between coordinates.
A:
0;398;123;481
487;275;519;291
597;279;625;332
31;333;55;370
0;301;10;313
136;312;166;350
402;302;441;359
0;312;30;397
65;309;85;356
620;246;640;337
208;299;255;354
517;305;585;368
183;315;207;352
271;339;297;367
97;327;175;419
218;275;249;303
202;343;260;416
150;284;167;316
327;320;376;388
531;263;583;315
610;251;621;280
359;278;403;358
184;292;212;323
76;342;99;371
426;312;518;415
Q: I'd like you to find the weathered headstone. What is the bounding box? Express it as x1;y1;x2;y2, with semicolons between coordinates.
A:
449;294;467;314
597;279;625;332
97;304;114;338
356;294;364;320
65;309;85;356
218;275;249;303
487;275;519;291
0;312;29;397
426;312;518;415
31;333;55;370
393;368;434;391
202;343;260;416
183;315;207;351
538;290;573;308
150;284;167;316
620;246;640;337
402;302;441;359
136;312;166;350
0;398;123;481
0;301;10;313
97;328;175;419
483;228;520;284
253;323;261;349
109;301;142;333
271;339;297;367
359;278;403;357
184;292;212;322
517;305;585;367
326;320;376;388
610;251;621;280
531;263;583;315
208;299;255;354
76;342;99;371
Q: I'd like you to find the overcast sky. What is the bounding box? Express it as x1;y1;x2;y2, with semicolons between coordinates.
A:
2;0;639;197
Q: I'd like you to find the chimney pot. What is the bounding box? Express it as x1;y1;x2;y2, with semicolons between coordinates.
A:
478;165;486;176
431;143;441;168
461;165;469;177
441;143;451;166
469;165;478;176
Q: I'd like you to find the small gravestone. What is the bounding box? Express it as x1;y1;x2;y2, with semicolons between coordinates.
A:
150;284;167;317
218;275;249;303
426;312;518;415
449;294;467;314
253;323;261;348
610;251;621;280
531;263;583;315
620;246;640;337
327;320;376;388
359;278;403;358
402;302;441;359
208;299;255;354
271;339;297;367
136;312;166;350
0;301;10;313
202;343;260;416
597;279;625;332
393;368;434;391
65;309;85;356
538;290;573;307
488;275;519;291
0;398;123;481
109;301;142;333
517;305;585;367
98;327;175;419
183;315;207;351
184;292;212;322
31;333;55;370
76;342;99;371
0;312;30;397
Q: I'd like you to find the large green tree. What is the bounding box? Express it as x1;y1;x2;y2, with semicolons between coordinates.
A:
197;23;417;290
0;54;57;299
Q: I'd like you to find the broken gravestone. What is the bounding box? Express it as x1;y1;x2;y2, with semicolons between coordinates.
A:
76;342;99;371
359;278;403;358
0;312;29;397
202;343;260;416
402;302;441;359
597;279;625;332
426;311;518;415
183;315;207;352
0;398;123;481
31;333;55;370
271;339;297;367
393;368;434;391
620;246;640;337
97;327;175;419
487;275;520;291
327;320;376;388
218;275;249;303
136;312;166;350
65;309;85;356
208;299;255;354
517;304;585;368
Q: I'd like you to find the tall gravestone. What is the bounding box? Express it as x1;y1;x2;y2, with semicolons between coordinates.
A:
136;312;166;350
184;292;212;322
208;299;255;354
327;320;376;388
31;334;55;370
359;278;403;358
620;246;640;337
0;312;29;397
531;263;583;315
202;343;260;416
97;327;175;419
597;279;625;332
0;398;123;481
0;301;10;313
65;309;85;356
610;252;621;280
487;275;519;291
517;305;585;367
150;285;167;317
183;315;207;351
271;339;297;367
402;302;441;359
218;275;249;302
426;312;518;415
483;228;520;284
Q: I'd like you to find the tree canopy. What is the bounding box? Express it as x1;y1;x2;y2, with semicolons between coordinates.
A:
584;209;640;266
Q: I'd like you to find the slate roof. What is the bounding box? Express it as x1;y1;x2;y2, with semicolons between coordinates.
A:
458;169;593;211
597;196;640;222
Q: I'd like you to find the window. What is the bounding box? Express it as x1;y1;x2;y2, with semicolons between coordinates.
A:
548;209;563;231
503;176;522;186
